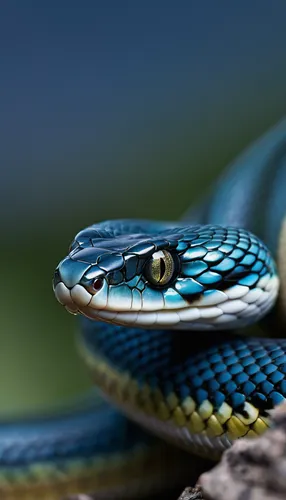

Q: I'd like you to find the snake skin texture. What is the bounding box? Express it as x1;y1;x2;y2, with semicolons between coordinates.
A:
3;119;286;498
52;119;286;464
0;396;193;499
79;321;286;457
54;224;278;330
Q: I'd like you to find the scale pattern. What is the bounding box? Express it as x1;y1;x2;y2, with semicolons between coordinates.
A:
0;399;192;499
80;319;286;453
54;223;278;330
4;118;286;498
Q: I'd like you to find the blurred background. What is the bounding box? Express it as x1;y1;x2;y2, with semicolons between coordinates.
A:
1;1;286;418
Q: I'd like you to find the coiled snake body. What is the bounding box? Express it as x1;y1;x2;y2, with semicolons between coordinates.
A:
2;120;286;499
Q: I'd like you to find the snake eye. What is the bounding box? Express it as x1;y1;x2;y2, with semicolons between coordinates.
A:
144;250;176;287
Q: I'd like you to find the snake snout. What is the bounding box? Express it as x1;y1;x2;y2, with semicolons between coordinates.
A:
53;257;95;314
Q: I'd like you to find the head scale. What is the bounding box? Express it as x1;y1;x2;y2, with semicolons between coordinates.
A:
53;220;279;330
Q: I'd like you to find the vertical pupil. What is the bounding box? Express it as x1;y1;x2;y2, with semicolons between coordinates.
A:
159;258;166;281
145;250;175;286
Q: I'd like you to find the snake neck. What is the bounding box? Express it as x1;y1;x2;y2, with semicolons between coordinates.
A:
184;121;286;328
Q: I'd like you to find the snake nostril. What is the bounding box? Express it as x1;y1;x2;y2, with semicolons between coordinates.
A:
93;278;104;292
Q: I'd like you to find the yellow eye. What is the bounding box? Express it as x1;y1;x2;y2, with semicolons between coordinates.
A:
144;250;175;286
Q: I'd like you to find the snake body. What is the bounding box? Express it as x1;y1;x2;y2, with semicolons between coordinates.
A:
0;393;195;499
54;119;286;457
1;119;286;499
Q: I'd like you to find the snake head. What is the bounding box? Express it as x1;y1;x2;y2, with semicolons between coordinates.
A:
53;220;279;330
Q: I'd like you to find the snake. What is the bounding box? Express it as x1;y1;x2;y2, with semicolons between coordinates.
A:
2;119;286;499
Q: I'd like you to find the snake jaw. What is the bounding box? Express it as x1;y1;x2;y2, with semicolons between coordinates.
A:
54;273;279;332
78;273;278;330
53;222;280;330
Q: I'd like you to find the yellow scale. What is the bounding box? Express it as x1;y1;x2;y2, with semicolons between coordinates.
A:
80;340;271;451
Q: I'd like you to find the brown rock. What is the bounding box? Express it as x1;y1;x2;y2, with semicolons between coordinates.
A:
197;402;286;500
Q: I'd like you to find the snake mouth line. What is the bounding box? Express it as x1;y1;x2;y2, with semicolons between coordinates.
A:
54;274;279;330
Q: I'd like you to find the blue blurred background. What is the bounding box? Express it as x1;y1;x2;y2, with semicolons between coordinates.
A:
1;1;286;417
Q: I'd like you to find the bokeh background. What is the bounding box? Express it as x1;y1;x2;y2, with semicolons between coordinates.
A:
1;1;286;417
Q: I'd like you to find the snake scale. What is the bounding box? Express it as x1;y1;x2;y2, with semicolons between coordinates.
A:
2;119;286;499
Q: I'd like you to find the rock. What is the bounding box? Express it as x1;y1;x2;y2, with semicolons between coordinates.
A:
178;401;286;500
177;486;204;499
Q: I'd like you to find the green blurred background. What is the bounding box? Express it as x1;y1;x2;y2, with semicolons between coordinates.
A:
1;1;286;418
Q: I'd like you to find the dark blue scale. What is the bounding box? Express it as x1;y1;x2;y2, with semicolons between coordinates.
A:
196;359;211;371
269;392;285;405
260;380;275;395
179;385;191;400
151;239;171;250
81;319;286;419
123;254;139;281
230;392;245;408
224;355;239;367
128;242;156;256
196;389;209;406
224;381;237;394
107;270;124;285
257;355;272;367
280;380;286;393
76;248;111;264
216;371;232;384
210;363;227;375
208;353;222;364
240;356;255;367
274;355;286;365
192;376;203;388
201;369;215;382
245;364;260;376
252;372;267;384
234;372;249;385
229;364;244;376
242;381;256;396
207;379;220;391
263;363;278;375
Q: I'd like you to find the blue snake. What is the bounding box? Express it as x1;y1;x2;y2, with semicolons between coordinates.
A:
2;120;286;499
